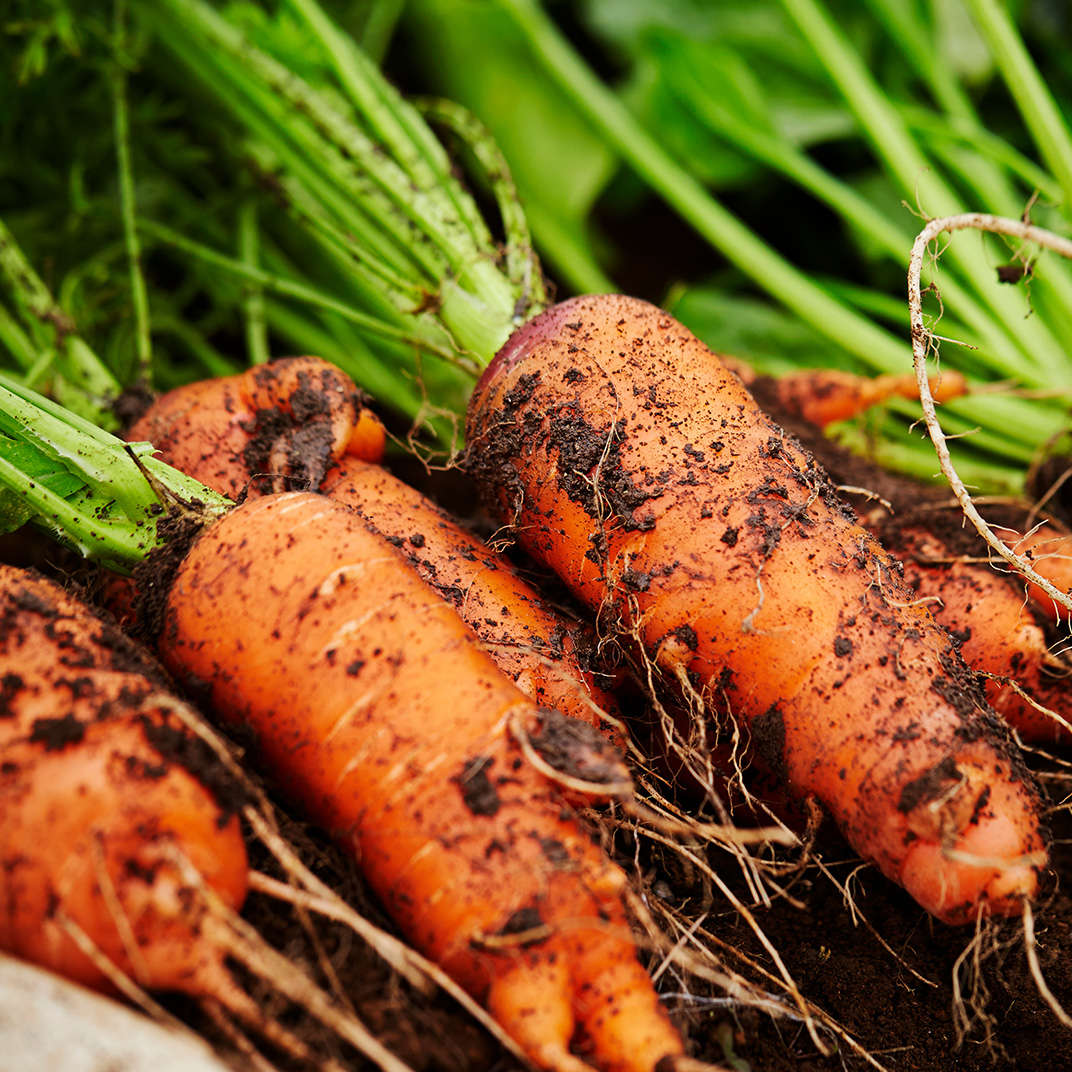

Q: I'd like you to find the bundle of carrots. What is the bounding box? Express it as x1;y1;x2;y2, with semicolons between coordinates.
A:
3;0;1072;1066
0;372;686;1072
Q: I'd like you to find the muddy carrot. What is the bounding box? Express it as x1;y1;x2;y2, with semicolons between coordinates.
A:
0;564;248;996
126;355;383;499
128;369;623;741
721;358;969;430
155;491;681;1072
464;293;1048;926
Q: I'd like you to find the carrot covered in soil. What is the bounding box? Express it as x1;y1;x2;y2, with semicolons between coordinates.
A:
720;358;969;431
127;355;384;499
858;514;1072;744
743;366;1072;746
464;293;1048;927
0;565;249;995
154;491;681;1072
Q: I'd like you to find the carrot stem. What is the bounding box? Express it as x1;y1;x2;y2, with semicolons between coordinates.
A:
0;377;228;570
109;0;153;388
237;199;270;366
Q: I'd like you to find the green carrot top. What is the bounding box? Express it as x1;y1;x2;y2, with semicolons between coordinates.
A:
0;375;229;573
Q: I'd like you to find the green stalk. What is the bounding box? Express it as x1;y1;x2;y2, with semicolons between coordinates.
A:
138;0;531;364
0;377;230;572
962;0;1072;217
496;0;912;376
777;0;1068;379
238;198;270;365
289;0;502;267
664;67;1037;384
0;216;121;425
111;0;153;386
862;0;976;121
0;302;37;371
139;218;464;368
358;0;406;64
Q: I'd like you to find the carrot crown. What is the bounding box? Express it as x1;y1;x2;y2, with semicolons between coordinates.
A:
0;376;229;573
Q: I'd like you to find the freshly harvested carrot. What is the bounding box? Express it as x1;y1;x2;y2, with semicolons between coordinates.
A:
465;293;1048;926
720;357;968;429
742;374;1072;746
0;564;249;995
126;355;384;499
153;491;682;1072
106;356;386;628
321;455;623;739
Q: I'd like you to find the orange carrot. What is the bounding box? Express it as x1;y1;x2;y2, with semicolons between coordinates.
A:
0;565;248;996
153;491;682;1072
129;367;624;742
721;358;968;429
854;515;1072;744
744;375;1072;747
465;293;1048;926
126;356;383;499
1001;520;1072;621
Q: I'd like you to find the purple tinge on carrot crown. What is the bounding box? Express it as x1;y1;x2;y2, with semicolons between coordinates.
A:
475;297;594;397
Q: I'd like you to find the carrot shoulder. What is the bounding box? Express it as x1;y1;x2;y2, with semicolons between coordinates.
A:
0;565;248;995
465;293;1048;926
126;356;382;499
156;491;682;1072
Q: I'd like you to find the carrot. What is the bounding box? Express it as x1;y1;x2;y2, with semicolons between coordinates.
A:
153;489;683;1072
127;368;625;742
741;365;1072;745
721;358;969;430
464;293;1048;926
126;355;384;499
1002;520;1072;622
320;455;624;740
853;513;1072;744
0;564;248;996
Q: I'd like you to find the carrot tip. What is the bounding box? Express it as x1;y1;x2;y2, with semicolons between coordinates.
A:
899;808;1043;926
